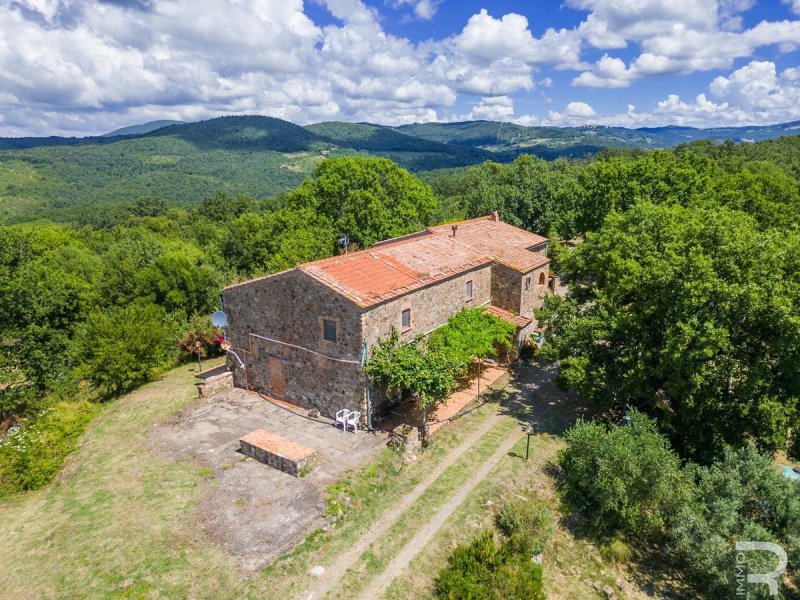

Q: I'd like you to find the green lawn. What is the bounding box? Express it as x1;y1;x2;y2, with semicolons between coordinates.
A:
0;360;682;599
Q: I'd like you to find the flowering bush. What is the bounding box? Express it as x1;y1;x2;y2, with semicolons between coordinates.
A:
176;314;224;361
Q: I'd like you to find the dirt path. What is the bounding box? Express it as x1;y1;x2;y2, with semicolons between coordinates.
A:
299;409;513;600
356;427;525;600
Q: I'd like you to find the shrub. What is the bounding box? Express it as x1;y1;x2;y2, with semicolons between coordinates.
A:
436;530;544;600
496;498;554;556
175;314;224;364
78;303;174;396
0;400;99;496
668;445;800;599
600;536;633;564
559;410;692;541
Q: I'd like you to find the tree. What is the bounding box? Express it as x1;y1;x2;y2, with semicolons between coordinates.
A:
285;157;438;247
539;202;800;461
78;304;174;396
195;190;255;223
462;155;585;238
365;330;458;413
130;195;168;217
559;411;692;540
428;307;516;371
220;208;335;275
668;445;800;599
577;150;714;233
134;243;222;316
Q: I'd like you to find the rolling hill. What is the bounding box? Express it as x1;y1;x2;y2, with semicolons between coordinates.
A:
1;114;799;224
395;120;800;155
103;120;185;137
0;116;490;223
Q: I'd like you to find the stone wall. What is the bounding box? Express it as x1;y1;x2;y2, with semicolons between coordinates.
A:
221;269;366;418
362;265;491;413
362;265;492;348
520;265;551;317
491;263;523;314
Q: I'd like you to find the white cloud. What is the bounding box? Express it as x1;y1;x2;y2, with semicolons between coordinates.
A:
565;101;597;118
546;100;598;125
0;1;598;135
784;0;800;16
571;0;800;87
458;95;515;121
1;0;799;135
565;60;800;128
453;9;584;68
388;0;443;20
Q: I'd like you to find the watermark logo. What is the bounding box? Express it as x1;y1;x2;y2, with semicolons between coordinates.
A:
735;541;787;597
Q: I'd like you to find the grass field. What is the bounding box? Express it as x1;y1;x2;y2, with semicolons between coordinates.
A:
0;360;684;599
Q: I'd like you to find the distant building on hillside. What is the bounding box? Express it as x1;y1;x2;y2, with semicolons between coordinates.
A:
221;213;556;423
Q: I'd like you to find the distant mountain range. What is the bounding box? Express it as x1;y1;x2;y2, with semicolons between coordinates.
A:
1;115;799;223
102;120;185;137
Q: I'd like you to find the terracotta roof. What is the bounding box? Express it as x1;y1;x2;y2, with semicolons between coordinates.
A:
301;234;491;307
427;216;549;273
485;305;533;328
226;214;551;307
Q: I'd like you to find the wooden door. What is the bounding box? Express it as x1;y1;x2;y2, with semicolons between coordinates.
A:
268;357;285;395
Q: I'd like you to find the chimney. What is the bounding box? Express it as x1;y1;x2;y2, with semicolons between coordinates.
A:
490;210;499;222
451;224;458;237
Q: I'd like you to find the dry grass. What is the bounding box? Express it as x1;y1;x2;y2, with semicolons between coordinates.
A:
0;359;688;600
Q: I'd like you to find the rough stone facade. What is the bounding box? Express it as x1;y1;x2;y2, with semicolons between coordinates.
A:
222;269;366;418
361;265;492;348
492;263;550;319
221;216;552;424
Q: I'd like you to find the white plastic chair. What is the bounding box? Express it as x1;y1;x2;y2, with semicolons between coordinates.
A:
335;409;349;432
346;411;361;433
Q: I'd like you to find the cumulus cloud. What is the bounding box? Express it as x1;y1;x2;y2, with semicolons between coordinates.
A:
784;0;800;16
458;96;515;121
0;0;799;135
388;0;443;20
0;1;589;135
546;101;598;125
571;0;800;87
564;60;800;128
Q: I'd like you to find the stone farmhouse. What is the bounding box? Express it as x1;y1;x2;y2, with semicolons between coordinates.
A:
221;213;555;422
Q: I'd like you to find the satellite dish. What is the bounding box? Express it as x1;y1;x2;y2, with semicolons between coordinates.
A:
211;311;228;328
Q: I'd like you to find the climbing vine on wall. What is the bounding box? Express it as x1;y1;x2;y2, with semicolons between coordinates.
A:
366;307;515;411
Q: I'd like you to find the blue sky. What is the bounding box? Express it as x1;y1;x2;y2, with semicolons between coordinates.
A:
1;0;799;136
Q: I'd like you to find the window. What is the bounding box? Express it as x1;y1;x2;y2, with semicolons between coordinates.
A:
401;308;412;330
539;272;546;286
525;276;531;291
323;319;337;342
465;280;473;300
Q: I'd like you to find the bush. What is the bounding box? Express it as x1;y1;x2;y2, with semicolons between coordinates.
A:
175;314;224;364
0;400;99;496
78;303;174;396
668;445;800;599
559;410;691;541
436;530;545;600
496;498;554;556
600;536;633;564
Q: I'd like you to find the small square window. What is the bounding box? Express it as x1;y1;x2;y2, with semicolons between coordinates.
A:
401;308;411;329
323;319;337;342
465;280;473;300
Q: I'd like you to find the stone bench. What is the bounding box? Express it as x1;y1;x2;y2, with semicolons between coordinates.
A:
239;429;316;477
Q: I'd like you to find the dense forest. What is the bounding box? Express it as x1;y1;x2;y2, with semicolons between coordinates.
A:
1;134;799;595
3;114;800;225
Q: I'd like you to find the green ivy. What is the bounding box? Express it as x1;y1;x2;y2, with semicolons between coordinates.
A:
366;307;515;411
